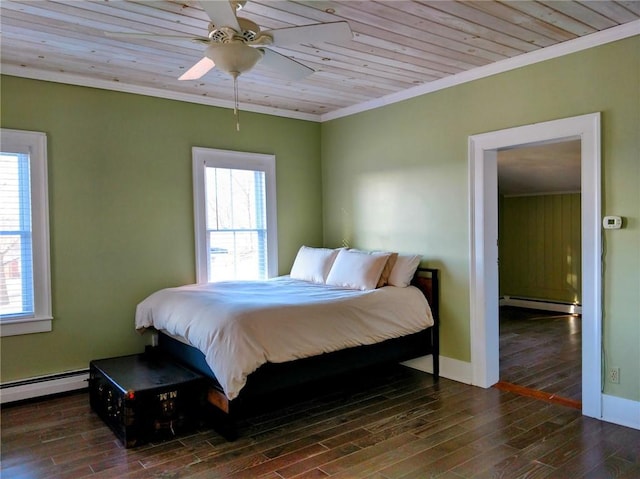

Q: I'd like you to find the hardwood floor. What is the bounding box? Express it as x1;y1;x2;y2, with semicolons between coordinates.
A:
2;364;639;479
499;306;582;404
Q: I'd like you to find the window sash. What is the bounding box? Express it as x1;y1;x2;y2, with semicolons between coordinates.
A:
207;229;267;281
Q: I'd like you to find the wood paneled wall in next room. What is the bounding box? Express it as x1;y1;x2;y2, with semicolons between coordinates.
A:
499;193;581;304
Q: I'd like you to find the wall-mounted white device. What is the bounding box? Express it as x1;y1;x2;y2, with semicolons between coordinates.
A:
603;216;623;229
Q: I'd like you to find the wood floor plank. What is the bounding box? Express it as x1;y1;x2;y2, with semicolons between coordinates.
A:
477;453;554;479
581;454;639;479
351;444;444;479
449;444;521;478
399;444;487;479
523;416;608;467
276;443;360;479
318;432;419;476
222;443;329;479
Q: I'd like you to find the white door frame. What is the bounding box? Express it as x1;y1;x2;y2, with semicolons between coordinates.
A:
468;112;602;419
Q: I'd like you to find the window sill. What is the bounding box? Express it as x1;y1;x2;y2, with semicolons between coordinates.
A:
0;317;53;337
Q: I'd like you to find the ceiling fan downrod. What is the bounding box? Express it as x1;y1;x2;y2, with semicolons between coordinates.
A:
232;72;240;132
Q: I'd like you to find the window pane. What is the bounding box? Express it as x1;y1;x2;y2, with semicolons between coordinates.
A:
208;231;265;281
205;166;267;281
205;168;265;230
0;153;34;318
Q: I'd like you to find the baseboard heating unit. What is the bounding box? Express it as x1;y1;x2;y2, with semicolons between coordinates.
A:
500;296;582;315
0;369;89;404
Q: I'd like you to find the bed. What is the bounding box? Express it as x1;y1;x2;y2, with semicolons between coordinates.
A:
135;247;439;439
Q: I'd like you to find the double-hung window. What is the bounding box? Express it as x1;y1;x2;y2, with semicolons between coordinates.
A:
0;129;52;336
192;148;277;283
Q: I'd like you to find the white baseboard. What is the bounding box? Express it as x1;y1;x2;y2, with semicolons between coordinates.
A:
0;370;89;404
500;296;582;314
403;357;639;431
602;394;640;430
402;355;473;384
4;364;637;432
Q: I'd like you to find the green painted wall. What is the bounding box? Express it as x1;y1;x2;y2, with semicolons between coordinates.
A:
321;36;640;401
0;76;323;381
499;194;582;304
2;36;639;404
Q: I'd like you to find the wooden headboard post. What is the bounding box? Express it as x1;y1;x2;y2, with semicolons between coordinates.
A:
411;267;440;379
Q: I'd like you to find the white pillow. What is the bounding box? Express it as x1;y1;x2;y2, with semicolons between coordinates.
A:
326;249;390;291
387;254;421;287
348;249;398;287
290;246;339;284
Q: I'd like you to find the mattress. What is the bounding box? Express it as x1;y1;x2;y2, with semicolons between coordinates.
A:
135;276;433;399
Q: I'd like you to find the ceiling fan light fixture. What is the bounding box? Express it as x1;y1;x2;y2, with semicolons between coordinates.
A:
205;42;263;77
204;42;263;132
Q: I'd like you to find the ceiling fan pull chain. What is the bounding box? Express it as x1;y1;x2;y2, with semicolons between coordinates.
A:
233;73;240;131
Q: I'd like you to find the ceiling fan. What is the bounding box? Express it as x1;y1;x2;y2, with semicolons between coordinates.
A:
105;0;352;129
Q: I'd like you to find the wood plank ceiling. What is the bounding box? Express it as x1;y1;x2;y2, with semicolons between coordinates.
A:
1;1;639;120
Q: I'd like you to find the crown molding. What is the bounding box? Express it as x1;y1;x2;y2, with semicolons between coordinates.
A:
0;66;320;122
3;20;639;124
321;20;640;122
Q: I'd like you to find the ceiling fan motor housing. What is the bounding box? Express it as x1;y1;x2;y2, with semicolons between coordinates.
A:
209;17;260;43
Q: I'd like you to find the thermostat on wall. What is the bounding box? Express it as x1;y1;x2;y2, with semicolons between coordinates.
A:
603;216;623;229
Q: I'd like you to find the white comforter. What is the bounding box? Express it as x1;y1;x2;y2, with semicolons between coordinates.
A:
135;277;433;400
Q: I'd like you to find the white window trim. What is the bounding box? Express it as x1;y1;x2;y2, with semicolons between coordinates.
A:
192;147;278;283
0;129;52;336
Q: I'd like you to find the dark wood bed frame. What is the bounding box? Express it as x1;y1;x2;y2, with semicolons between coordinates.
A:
156;267;439;439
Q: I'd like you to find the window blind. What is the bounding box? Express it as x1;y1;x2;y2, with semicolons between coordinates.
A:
0;153;35;319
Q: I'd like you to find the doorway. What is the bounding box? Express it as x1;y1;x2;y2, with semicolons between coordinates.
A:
497;140;582;405
468;113;602;419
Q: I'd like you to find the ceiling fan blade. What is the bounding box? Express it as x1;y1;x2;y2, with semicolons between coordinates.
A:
264;21;352;47
260;48;314;81
179;57;216;80
199;0;240;31
104;32;210;42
